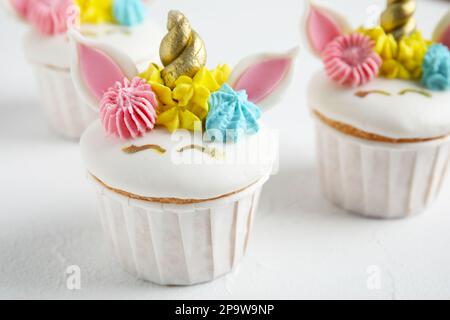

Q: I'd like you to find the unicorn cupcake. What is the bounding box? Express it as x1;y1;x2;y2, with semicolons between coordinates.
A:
69;10;297;285
3;0;161;139
303;0;450;218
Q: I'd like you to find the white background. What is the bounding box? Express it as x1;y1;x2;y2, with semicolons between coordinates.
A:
1;0;450;299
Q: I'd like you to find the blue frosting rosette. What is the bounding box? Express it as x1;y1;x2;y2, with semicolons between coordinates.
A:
113;0;146;27
205;84;262;143
421;44;450;91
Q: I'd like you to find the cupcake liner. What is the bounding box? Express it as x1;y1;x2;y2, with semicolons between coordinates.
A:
315;119;450;219
31;63;97;139
90;174;268;286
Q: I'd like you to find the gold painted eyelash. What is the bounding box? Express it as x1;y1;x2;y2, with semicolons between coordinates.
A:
355;90;391;98
122;144;224;159
398;88;432;98
122;144;167;154
355;89;432;98
177;144;223;159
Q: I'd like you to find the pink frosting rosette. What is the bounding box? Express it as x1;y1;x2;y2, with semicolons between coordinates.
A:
9;0;75;36
27;0;74;36
99;77;158;139
322;33;382;87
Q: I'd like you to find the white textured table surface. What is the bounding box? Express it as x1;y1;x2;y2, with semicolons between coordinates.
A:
1;0;450;300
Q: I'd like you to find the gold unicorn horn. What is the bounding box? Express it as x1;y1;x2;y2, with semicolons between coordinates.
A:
380;0;416;39
160;10;207;88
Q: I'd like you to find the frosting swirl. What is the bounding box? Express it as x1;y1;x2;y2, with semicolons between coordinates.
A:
421;44;450;91
26;0;74;36
99;77;158;139
322;33;382;87
113;0;145;27
140;63;230;133
12;0;148;35
76;0;147;26
76;0;114;24
359;27;430;80
205;84;261;142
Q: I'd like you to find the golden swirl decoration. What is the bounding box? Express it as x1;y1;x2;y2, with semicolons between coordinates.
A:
160;10;207;88
380;0;416;40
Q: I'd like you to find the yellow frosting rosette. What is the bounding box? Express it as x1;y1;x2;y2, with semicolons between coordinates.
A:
75;0;114;25
140;64;231;132
359;26;431;80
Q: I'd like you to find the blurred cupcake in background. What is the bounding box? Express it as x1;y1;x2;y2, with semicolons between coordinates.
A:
303;0;450;219
4;0;162;139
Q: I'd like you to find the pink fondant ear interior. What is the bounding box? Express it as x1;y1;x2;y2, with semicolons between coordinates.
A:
439;26;450;49
78;44;126;100
307;6;343;55
233;57;292;105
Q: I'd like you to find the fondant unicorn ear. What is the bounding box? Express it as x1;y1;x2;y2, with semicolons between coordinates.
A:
301;0;352;58
228;47;298;112
433;11;450;49
68;28;139;111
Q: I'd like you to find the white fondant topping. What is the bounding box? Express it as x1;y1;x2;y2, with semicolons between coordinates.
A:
308;71;450;139
80;121;276;200
23;20;163;69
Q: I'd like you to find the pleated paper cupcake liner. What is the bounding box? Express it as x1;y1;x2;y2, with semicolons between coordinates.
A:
315;119;450;219
31;63;97;140
90;175;269;286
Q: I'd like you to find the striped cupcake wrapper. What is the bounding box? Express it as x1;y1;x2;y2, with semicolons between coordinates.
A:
32;63;97;140
315;119;450;219
90;174;268;286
